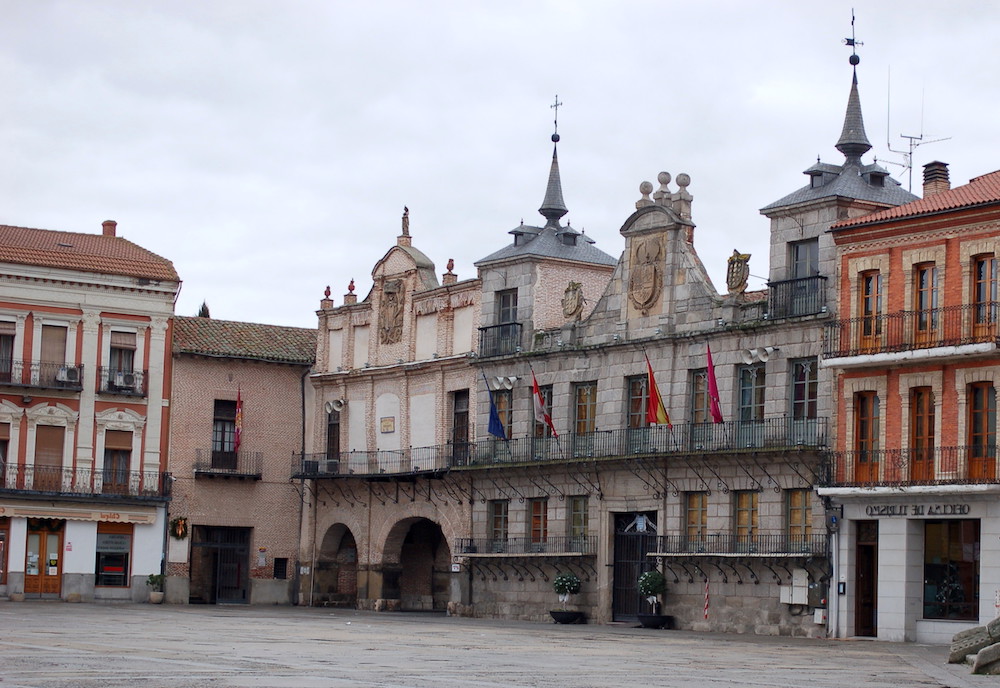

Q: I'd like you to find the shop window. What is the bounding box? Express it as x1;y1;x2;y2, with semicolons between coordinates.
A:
95;522;133;587
924;519;979;620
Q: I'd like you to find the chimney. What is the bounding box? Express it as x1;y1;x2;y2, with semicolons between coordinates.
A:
102;220;117;237
922;161;950;198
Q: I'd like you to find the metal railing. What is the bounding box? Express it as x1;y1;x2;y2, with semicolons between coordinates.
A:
478;323;523;358
292;416;827;478
193;449;263;478
0;463;170;498
455;535;598;555
97;367;148;396
767;275;828;319
0;360;84;390
653;532;828;557
821;446;1000;487
824;302;999;358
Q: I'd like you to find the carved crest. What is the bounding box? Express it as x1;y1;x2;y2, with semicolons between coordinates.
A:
628;237;662;314
379;280;404;344
726;250;751;294
562;281;584;320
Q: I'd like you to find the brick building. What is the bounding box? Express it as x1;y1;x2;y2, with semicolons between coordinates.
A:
167;316;315;604
0;220;178;602
819;164;1000;642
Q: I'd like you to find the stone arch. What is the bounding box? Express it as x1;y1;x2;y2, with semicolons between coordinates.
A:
315;523;358;607
380;516;452;611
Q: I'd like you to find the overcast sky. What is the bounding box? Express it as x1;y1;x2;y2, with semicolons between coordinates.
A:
3;1;998;328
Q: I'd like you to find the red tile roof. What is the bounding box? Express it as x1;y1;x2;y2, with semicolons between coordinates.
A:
831;169;1000;229
0;224;178;281
173;316;316;365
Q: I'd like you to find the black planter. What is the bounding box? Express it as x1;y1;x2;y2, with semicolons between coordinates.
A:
636;613;674;629
549;610;585;624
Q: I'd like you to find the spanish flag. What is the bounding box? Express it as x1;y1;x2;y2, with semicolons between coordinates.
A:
645;356;671;427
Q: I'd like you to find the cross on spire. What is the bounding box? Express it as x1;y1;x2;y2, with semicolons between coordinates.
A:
844;10;863;66
551;95;563;137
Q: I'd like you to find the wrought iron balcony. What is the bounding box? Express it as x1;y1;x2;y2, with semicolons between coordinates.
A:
478;323;523;358
652;533;828;557
292;417;827;479
766;275;828;319
98;367;148;396
193;449;263;479
823;302;999;360
0;360;84;390
455;536;597;556
0;463;170;498
821;446;1000;488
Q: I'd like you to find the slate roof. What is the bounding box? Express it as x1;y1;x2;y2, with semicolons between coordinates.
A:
475;223;618;267
761;165;918;212
830;169;1000;230
173;316;316;365
0;224;178;282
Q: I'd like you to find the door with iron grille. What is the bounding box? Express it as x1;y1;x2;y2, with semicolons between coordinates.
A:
612;511;657;621
191;526;250;604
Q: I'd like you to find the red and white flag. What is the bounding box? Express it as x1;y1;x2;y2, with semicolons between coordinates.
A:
234;387;243;452
532;372;558;438
706;344;724;424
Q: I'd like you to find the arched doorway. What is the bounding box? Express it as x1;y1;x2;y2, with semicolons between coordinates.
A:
315;524;357;607
383;518;451;611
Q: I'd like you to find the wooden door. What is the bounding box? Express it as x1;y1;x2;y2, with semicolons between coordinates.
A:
25;523;63;596
854;521;878;637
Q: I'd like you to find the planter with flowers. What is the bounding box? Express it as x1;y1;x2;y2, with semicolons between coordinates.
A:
636;569;672;629
549;572;585;624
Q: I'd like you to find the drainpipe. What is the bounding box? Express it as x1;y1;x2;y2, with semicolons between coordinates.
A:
296;366;311;606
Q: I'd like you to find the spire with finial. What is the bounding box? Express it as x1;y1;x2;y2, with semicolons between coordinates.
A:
538;94;568;228
836;11;872;164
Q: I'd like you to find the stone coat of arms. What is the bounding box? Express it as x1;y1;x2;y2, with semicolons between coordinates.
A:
628;237;662;314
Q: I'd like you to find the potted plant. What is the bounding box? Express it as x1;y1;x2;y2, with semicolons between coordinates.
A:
147;573;166;604
636;569;671;629
549;572;584;624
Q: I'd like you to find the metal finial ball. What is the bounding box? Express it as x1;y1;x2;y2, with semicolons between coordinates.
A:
849;54;860;66
551;133;560;143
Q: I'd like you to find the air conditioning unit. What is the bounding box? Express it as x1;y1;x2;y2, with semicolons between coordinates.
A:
114;372;125;387
56;367;69;382
122;373;136;388
65;368;79;382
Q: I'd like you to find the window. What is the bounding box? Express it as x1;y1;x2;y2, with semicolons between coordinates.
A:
109;331;136;374
533;384;553;438
103;430;132;494
910;387;935;481
0;321;14;383
686;492;708;541
451;389;469;462
33;425;64;491
973;254;997;334
0;517;8;584
567;496;588;543
914;263;939;339
273;558;288;580
574;382;597;434
0;423;8;489
212;400;237;469
791;239;819;279
488;500;509;549
738;363;765;421
786;489;811;546
494;388;513;441
690;369;709;423
968;382;996;479
326;409;341;463
95;522;132;587
859;270;882;348
854;391;880;482
734;491;758;545
790;358;818;420
924;519;979;620
496;289;518;324
529;498;548;545
627;375;648;429
40;324;67;386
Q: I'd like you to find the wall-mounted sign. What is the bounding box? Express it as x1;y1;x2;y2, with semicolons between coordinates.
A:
864;503;971;518
380;417;395;434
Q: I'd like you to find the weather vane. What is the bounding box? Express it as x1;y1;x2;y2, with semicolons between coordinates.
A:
551;94;563;141
844;9;863;66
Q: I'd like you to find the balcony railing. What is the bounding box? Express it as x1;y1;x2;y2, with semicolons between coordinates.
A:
193;449;263;479
292;416;827;478
455;535;598;555
821;446;1000;488
0;360;84;390
98;367;148;396
0;463;170;498
767;275;828;319
478;323;523;358
652;533;828;557
824;302;999;359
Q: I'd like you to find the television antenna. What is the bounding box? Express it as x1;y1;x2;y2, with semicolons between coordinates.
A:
885;67;951;192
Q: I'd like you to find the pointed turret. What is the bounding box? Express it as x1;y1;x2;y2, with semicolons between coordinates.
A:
538;134;568;227
836;70;872;164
